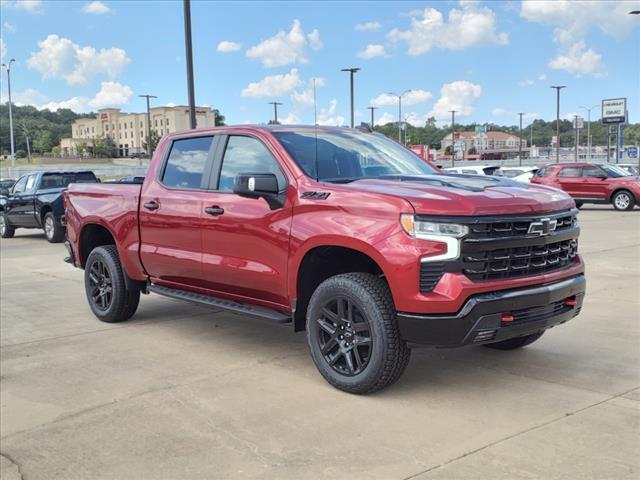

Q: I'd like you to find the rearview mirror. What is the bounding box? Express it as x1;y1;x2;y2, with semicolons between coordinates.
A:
233;173;284;209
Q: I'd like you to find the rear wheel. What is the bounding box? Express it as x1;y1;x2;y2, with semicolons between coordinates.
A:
85;245;140;323
306;273;411;394
612;190;635;211
484;331;544;350
0;213;15;238
43;212;65;243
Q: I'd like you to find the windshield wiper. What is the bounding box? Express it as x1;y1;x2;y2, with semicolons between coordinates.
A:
320;177;364;184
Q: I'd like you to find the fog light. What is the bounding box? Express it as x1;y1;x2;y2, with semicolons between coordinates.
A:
564;296;577;307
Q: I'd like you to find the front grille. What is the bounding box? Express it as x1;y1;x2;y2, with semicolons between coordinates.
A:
468;212;576;238
462;239;578;281
420;262;446;292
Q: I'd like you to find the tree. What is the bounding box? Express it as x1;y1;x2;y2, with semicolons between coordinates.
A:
93;136;118;158
214;109;226;126
33;130;55;153
142;130;160;155
468;147;477;155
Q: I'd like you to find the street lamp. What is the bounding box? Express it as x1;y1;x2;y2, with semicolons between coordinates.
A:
341;67;360;128
449;109;457;166
550;85;566;162
1;58;16;167
388;90;412;142
579;104;598;161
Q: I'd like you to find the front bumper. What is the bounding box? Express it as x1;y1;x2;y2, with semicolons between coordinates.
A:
397;274;585;347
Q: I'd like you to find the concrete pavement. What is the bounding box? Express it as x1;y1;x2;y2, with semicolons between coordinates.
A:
1;205;638;479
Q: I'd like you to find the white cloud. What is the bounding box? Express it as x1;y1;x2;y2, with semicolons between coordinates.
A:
428;80;482;120
518;79;534;87
403;112;429;127
538;72;547;81
280;112;300;124
358;44;388;59
291;77;325;107
246;19;322;67
387;2;508;55
491;108;538;120
0;87;48;106
37;81;133;112
492;107;507;116
317;99;345;126
217;40;242;53
355;21;382;32
376;111;395;126
7;0;43;14
241;68;303;98
3;22;17;33
82;1;110;14
520;0;638;78
371;89;433;107
27;34;130;85
548;41;606;77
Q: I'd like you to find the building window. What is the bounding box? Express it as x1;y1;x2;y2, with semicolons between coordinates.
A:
160;119;163;126
124;132;127;139
140;121;143;128
105;124;109;131
130;122;133;128
166;118;169;126
155;119;158;127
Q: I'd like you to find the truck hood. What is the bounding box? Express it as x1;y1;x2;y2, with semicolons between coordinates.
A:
337;174;574;215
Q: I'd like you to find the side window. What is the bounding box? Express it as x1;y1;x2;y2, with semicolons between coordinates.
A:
25;175;37;192
461;169;477;174
161;136;213;189
218;136;286;192
558;167;581;177
12;176;28;194
582;166;606;178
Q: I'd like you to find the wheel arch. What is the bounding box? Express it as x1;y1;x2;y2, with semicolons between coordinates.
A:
610;188;636;202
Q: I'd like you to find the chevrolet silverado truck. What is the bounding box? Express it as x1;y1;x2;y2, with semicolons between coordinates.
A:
64;126;586;393
1;170;98;242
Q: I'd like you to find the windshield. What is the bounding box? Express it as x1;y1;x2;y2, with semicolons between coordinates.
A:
602;165;633;178
273;130;436;182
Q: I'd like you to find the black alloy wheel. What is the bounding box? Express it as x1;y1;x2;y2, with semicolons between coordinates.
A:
88;259;113;311
316;297;372;376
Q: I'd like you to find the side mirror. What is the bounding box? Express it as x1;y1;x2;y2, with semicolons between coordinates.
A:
233;173;284;209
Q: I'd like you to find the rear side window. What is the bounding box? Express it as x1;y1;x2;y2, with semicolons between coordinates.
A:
217;136;285;192
558;167;581;177
41;172;98;189
162;136;213;189
461;169;477;174
582;166;605;177
535;167;552;177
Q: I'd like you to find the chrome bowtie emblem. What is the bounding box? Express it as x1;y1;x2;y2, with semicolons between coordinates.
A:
528;218;557;236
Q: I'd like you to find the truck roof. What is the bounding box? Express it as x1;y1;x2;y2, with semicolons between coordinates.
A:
166;124;362;138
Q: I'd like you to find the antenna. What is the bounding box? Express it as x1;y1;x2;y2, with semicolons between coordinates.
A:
313;78;319;182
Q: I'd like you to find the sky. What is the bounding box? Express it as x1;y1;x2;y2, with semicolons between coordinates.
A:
0;0;638;128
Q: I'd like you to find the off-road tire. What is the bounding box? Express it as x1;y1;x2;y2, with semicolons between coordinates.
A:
0;212;15;238
306;273;411;394
612;190;635;211
85;245;140;323
43;212;65;243
484;331;545;350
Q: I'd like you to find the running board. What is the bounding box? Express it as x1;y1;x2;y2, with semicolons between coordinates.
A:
147;284;291;324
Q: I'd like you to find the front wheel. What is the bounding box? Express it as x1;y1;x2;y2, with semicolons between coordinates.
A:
85;245;140;323
612;190;635;211
306;273;411;394
43;212;65;243
0;213;15;238
484;331;544;350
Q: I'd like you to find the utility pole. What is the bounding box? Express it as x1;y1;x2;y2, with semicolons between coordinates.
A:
367;106;377;128
269;101;283;124
183;0;196;129
579;105;598;161
518;112;524;166
1;59;16;167
21;123;32;163
139;94;157;159
341;68;360;128
530;123;534;159
449;109;457;167
574;115;579;162
550;85;566;162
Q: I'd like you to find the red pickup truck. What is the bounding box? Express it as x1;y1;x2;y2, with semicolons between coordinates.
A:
64;125;586;393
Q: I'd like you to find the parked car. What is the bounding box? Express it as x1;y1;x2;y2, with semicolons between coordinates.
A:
494;166;539;183
531;163;640;211
444;165;500;176
617;163;640;176
0;178;16;196
0;170;99;242
64;126;585;393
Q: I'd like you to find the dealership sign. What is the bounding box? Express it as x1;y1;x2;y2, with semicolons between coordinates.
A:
602;98;627;124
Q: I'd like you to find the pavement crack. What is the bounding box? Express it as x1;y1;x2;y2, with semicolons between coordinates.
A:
1;452;26;480
401;385;640;480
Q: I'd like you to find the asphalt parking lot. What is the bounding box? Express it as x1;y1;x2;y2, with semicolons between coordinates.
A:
1;205;639;480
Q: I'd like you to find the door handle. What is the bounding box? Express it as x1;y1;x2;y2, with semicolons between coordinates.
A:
143;201;159;211
204;206;224;216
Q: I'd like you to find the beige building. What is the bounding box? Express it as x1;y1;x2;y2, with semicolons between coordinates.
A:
441;131;526;153
60;105;215;157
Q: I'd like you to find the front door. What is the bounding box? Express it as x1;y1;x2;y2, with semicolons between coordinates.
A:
6;175;38;227
139;135;216;288
199;134;293;308
580;165;609;200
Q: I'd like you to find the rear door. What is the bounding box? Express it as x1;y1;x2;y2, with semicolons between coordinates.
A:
139;135;216;288
556;166;583;197
198;134;293;307
580;165;609;200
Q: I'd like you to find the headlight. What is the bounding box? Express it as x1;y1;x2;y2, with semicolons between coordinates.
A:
400;214;468;262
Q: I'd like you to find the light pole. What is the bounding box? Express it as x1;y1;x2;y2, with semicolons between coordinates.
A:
341;67;360;128
550;86;566;162
579;104;598;161
388;90;412;142
139;94;157;158
183;0;196;129
367;106;377;128
518;112;524;166
269;101;283;124
2;58;16;167
449;109;457;167
573;115;580;162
